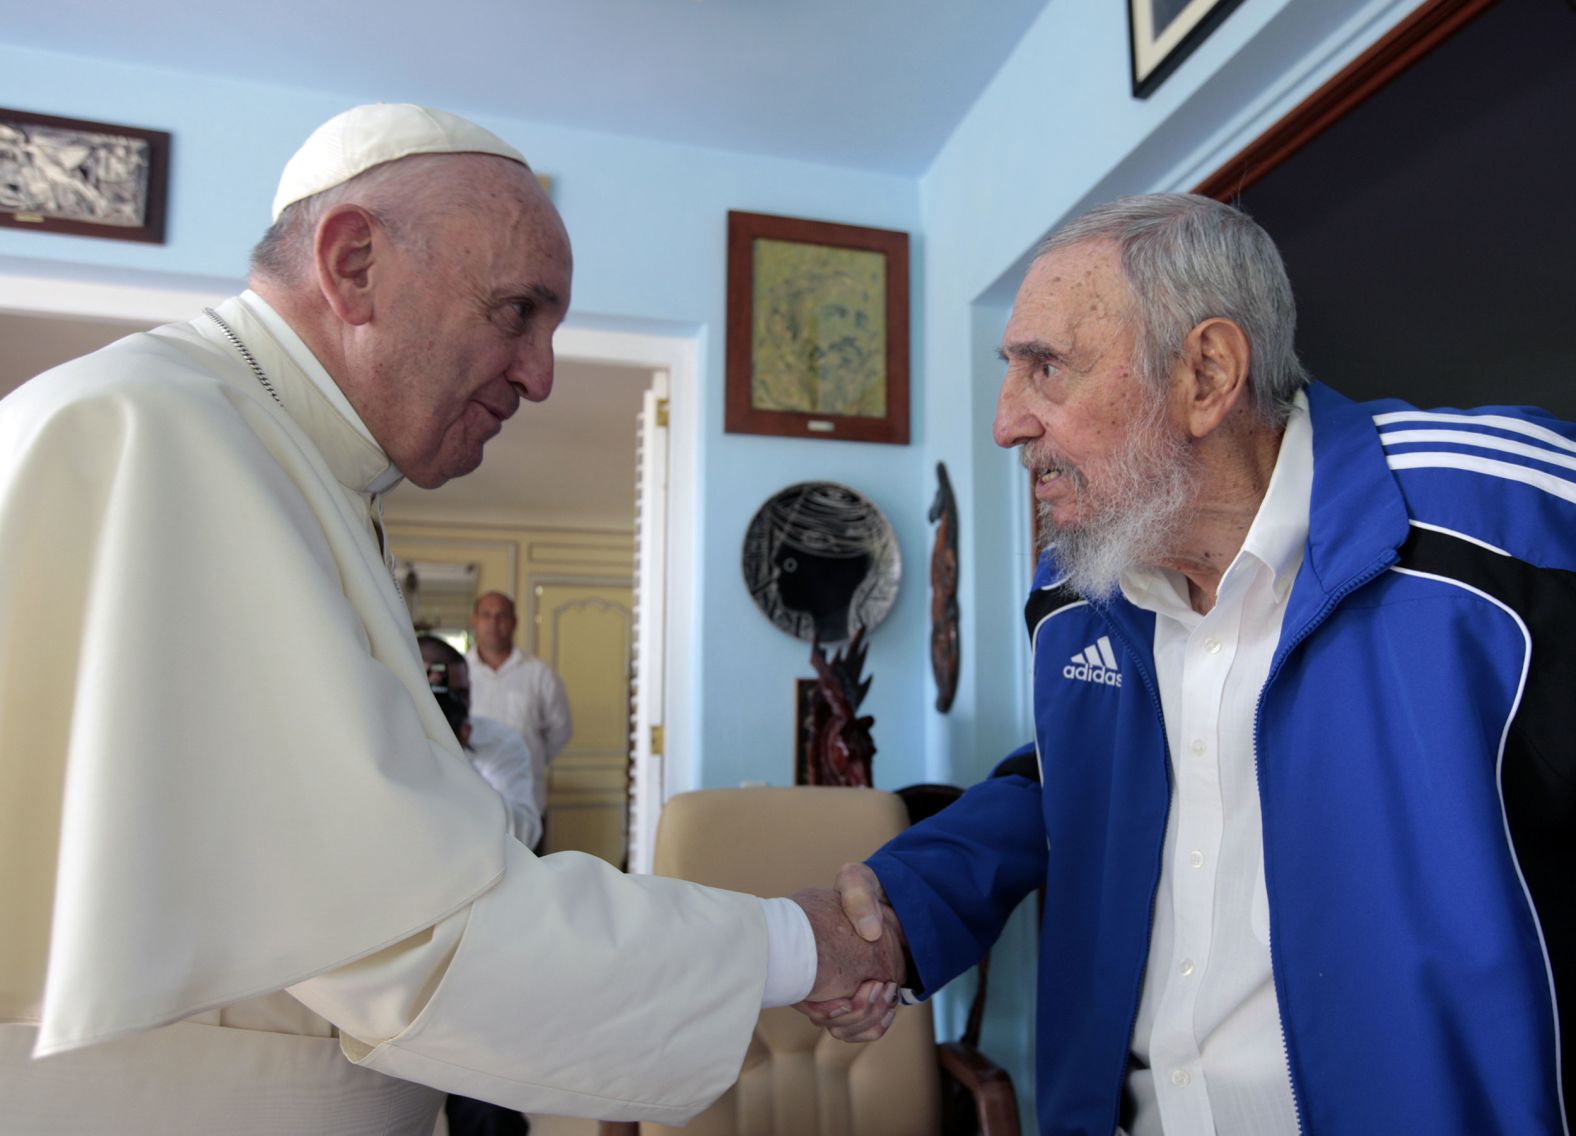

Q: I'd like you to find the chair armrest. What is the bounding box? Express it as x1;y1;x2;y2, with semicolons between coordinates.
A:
937;1040;1020;1136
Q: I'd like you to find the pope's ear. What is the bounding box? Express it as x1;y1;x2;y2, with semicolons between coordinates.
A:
313;205;380;327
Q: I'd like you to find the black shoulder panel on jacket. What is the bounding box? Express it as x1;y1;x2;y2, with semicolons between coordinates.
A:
992;747;1041;783
1399;524;1576;1110
1024;581;1083;641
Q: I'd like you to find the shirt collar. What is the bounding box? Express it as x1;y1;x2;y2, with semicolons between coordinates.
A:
238;290;405;494
1120;388;1313;616
1239;388;1312;599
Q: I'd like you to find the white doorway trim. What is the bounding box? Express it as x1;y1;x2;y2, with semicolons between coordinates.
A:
554;322;700;839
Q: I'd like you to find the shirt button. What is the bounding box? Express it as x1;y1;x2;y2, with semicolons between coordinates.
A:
1190;738;1206;756
1180;959;1195;977
1188;849;1205;868
1203;636;1222;654
1171;1069;1191;1087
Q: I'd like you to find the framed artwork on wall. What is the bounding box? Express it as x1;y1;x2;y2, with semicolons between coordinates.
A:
740;480;902;645
725;210;909;444
0;107;170;243
1129;0;1249;99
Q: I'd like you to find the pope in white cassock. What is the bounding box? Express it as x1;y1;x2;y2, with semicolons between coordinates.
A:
0;104;900;1134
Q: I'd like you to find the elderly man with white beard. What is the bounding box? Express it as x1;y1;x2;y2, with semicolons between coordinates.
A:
796;193;1576;1135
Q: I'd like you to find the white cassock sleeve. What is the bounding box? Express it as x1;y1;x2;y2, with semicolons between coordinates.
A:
290;842;767;1124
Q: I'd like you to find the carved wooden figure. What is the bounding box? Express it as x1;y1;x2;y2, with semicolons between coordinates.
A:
805;626;876;787
928;461;961;712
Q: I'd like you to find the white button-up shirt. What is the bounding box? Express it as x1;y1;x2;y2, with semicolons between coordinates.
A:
1118;391;1312;1136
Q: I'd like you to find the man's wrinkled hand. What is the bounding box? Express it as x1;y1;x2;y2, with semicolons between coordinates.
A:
787;885;903;1001
789;862;907;1042
799;977;900;1042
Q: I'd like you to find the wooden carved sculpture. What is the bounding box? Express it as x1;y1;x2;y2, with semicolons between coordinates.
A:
928;461;961;712
805;626;876;787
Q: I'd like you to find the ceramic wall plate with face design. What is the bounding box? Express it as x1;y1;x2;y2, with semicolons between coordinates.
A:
741;481;901;643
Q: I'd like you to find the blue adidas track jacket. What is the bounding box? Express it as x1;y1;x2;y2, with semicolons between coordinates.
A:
869;382;1575;1135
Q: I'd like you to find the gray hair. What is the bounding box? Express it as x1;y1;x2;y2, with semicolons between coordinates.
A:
249;153;513;285
1037;193;1307;425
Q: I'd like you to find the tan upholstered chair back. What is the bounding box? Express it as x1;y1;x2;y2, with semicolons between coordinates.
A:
641;787;941;1136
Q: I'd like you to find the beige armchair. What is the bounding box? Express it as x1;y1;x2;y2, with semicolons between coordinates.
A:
600;786;1018;1136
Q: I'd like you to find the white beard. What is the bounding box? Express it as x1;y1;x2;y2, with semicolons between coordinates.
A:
1032;394;1197;600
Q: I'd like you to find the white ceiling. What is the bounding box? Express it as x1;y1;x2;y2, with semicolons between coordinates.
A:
0;311;655;530
5;0;1052;175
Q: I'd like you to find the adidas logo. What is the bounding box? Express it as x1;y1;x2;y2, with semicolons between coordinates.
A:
1063;636;1123;687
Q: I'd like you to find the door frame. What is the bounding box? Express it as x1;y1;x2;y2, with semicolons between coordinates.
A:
1192;0;1498;198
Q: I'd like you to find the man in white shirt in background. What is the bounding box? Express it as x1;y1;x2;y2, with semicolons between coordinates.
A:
421;634;542;851
467;591;572;843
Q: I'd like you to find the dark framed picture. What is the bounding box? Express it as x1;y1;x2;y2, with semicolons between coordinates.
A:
726;210;909;445
0;107;170;243
1129;0;1249;99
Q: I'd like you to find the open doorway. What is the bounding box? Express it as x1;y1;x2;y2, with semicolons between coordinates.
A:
384;354;657;868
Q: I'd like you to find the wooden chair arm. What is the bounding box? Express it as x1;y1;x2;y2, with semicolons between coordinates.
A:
937;1039;1021;1136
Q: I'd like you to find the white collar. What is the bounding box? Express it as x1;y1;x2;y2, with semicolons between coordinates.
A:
1237;387;1313;599
237;290;405;494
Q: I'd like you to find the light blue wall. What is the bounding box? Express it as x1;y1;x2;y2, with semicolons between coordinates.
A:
0;43;926;794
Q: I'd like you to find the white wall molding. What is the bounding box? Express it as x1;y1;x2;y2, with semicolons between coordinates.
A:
0;263;231;325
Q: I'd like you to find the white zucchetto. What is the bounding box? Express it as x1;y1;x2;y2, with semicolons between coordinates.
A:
271;103;525;221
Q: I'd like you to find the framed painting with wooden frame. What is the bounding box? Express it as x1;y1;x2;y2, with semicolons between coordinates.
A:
1129;0;1249;99
0;107;170;244
726;210;909;445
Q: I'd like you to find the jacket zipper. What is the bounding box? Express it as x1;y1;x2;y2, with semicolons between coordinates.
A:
1252;551;1398;1136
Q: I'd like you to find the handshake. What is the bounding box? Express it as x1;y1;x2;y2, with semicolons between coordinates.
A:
788;863;905;1043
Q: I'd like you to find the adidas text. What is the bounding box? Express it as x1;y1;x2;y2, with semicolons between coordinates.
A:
1064;636;1123;687
1059;661;1122;686
1063;662;1123;687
